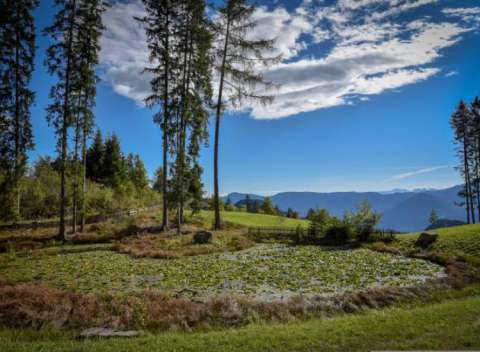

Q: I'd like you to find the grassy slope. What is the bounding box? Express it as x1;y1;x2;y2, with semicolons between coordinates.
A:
198;210;309;229
2;296;480;352
396;223;480;257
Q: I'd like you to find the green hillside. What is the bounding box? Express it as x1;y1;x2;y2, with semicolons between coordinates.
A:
197;211;310;229
396;223;480;257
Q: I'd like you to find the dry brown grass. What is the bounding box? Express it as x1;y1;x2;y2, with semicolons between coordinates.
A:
112;232;255;259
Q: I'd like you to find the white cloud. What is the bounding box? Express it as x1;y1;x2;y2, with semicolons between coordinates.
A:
100;0;150;105
443;7;480;24
98;0;479;119
389;165;451;181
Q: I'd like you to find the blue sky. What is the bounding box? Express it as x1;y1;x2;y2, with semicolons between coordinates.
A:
29;0;480;195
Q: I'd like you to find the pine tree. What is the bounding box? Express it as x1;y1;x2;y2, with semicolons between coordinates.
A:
429;208;439;225
245;194;251;213
211;0;280;229
73;0;108;232
103;134;125;188
261;197;275;215
0;0;38;220
139;0;180;231
44;0;82;241
451;101;475;224
471;97;480;221
167;0;211;234
132;155;149;190
86;129;104;182
140;0;212;234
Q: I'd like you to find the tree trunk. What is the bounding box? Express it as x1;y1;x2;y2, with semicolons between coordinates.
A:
477;141;480;221
58;0;77;242
463;135;471;224
213;15;231;230
161;8;170;232
72;104;81;234
14;25;21;219
80;94;89;232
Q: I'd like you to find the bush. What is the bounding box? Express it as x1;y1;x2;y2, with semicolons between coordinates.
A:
344;201;382;242
323;224;353;245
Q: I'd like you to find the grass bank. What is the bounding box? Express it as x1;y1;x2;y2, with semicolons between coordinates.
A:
395;223;480;257
1;295;479;351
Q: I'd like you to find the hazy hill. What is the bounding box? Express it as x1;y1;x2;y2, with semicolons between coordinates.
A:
224;185;465;232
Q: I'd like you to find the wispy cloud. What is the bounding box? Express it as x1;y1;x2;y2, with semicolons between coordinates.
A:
445;70;458;77
388;165;452;181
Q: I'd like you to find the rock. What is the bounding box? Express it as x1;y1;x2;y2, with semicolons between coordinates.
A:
79;328;139;339
415;232;438;248
193;231;213;244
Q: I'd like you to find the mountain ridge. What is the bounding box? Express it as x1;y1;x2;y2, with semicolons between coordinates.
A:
224;185;464;232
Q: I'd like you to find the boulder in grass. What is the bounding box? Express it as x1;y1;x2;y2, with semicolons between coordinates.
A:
193;231;213;244
415;232;438;248
79;328;139;338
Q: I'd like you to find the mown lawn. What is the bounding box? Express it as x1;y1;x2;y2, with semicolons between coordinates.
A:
2;295;480;352
395;223;480;257
197;210;309;229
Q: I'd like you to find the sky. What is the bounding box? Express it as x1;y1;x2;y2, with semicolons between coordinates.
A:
29;0;480;195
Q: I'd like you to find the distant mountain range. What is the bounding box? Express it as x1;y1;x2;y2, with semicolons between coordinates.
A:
224;185;466;232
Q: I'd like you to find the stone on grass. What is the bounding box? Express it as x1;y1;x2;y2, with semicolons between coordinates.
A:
415;232;438;248
79;328;139;339
193;231;213;244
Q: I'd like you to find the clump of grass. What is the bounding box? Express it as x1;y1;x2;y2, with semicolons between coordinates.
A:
113;232;254;259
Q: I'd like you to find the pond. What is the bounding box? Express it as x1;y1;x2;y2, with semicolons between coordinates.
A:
1;244;446;301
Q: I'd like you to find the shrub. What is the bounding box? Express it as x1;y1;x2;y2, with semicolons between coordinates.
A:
344;201;382;242
323;224;353;245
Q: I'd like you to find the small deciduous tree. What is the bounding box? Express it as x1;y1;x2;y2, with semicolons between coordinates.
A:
344;201;382;242
429;208;439;225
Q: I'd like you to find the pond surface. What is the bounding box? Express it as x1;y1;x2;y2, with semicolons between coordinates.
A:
1;244;445;300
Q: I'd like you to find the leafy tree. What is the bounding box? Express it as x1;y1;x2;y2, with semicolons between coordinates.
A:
286;208;300;219
0;0;38;220
274;205;282;216
344;201;382;242
152;166;164;193
429;208;439;225
306;208;316;221
211;0;280;229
